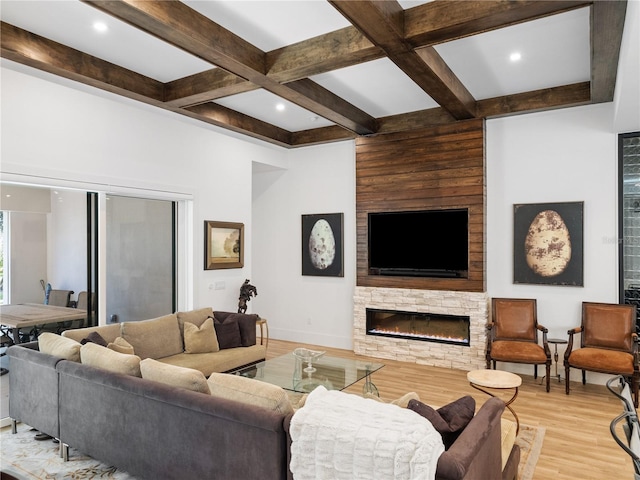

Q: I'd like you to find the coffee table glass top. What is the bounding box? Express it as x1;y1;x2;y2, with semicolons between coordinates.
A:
234;352;384;394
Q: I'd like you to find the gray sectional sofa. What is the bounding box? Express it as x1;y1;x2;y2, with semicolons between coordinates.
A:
8;308;519;480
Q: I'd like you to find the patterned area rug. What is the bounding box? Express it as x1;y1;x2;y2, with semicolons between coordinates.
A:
516;424;546;480
1;422;544;479
0;424;134;479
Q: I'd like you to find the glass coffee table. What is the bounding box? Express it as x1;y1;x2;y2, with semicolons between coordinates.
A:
234;352;384;395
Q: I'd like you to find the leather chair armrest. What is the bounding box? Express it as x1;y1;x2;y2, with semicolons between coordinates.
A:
538;325;551;356
565;327;582;361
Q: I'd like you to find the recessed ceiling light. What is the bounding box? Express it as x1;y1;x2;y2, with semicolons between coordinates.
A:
509;52;522;62
276;103;285;112
93;21;108;33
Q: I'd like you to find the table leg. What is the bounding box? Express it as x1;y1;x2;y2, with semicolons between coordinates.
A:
362;368;379;397
470;383;520;435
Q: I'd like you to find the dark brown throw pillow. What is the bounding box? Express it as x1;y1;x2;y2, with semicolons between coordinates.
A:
214;312;258;347
214;318;242;349
407;395;476;449
80;331;108;347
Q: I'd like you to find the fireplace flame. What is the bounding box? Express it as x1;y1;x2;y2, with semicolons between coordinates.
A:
368;327;468;345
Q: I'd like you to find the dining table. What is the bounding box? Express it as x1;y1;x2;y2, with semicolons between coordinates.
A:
0;303;87;344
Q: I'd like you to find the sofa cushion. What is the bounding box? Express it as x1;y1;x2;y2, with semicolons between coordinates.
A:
80;331;108;347
159;344;266;377
501;419;518;470
184;318;219;354
214;318;242;349
107;337;135;355
140;358;210;394
207;372;293;414
407;395;476;449
80;342;142;377
214;312;258;347
38;332;81;362
177;307;214;337
62;323;121;344
120;313;183;360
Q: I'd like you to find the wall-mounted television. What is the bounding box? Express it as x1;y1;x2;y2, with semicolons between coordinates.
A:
368;208;469;278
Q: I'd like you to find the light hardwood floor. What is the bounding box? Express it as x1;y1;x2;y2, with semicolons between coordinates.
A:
267;339;635;480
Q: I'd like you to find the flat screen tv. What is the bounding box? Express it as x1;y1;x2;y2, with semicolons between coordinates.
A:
368;209;469;278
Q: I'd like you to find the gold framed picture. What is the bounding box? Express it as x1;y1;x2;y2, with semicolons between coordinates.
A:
204;221;244;270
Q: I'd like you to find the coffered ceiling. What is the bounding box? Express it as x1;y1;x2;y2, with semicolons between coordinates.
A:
0;1;629;148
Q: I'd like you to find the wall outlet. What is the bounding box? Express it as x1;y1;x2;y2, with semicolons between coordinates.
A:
307;317;312;325
215;281;226;290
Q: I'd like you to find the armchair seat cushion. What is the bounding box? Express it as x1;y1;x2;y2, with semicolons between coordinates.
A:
490;340;548;364
568;347;635;375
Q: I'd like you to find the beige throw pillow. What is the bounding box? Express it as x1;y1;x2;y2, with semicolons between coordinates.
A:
120;313;183;359
80;342;142;377
207;373;294;415
107;336;135;355
183;318;219;354
140;358;210;394
177;307;214;337
38;332;81;362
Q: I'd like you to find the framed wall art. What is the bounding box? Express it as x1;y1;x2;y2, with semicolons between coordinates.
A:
513;201;584;286
204;221;244;270
301;213;344;277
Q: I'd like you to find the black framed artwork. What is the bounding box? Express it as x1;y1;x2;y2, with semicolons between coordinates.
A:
513;201;584;286
301;213;344;277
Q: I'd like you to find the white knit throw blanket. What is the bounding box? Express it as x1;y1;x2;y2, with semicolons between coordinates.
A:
289;386;444;480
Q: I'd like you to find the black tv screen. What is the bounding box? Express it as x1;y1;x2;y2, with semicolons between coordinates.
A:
368;209;469;278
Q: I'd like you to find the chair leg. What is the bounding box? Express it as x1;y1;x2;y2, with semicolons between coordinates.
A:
633;375;639;408
492;360;496;370
545;362;551;392
582;370;586;385
534;364;538;379
565;365;571;395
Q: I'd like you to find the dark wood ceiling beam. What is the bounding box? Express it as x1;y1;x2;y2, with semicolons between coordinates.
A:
185;102;292;147
85;0;265;77
164;69;258;107
476;82;591;117
290;82;592;147
0;21;164;102
329;0;477;120
290;126;357;147
164;26;382;108
85;0;378;135
160;1;593;109
405;0;593;47
590;0;627;103
0;21;295;148
266;26;382;82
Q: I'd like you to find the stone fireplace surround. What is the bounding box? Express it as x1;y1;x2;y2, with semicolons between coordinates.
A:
354;286;489;370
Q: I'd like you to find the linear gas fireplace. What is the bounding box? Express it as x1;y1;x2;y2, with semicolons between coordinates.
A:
366;308;470;347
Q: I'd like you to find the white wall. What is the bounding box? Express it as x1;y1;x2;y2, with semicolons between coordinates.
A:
0;62;286;315
252;141;356;349
48;189;87;298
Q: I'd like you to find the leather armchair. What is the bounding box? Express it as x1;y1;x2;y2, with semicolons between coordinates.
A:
486;298;551;392
564;302;639;407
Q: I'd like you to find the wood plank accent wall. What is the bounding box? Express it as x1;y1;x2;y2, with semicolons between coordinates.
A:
356;118;486;292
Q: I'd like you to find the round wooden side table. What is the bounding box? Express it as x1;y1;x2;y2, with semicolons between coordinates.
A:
467;369;522;434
